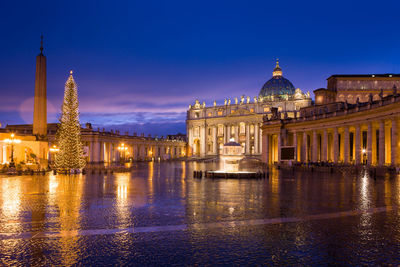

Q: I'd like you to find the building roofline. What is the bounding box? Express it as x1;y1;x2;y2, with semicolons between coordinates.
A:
327;74;400;79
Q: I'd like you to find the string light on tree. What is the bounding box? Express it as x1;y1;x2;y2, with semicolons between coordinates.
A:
55;71;86;172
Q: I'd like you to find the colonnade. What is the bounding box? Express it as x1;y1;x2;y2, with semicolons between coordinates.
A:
263;117;399;166
86;139;186;163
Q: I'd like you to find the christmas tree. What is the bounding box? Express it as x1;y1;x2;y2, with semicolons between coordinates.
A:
55;71;86;171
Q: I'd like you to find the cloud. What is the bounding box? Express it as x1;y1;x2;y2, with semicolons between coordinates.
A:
80;111;186;125
0;70;263;135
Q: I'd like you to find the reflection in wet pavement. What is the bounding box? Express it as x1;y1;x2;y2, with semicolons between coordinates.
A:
1;161;400;265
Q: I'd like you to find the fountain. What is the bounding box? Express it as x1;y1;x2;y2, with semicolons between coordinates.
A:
220;139;244;172
199;138;263;179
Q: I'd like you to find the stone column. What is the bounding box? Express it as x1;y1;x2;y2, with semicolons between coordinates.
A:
262;133;269;163
223;124;227;143
227;124;231;141
108;143;112;163
293;131;298;161
367;123;372;165
312;130;318;162
333;128;339;163
392;118;398;166
114;143;118;162
213;126;217;155
259;124;263;154
322;129;327;162
235;125;239;142
255;123;259;154
93;140;99;163
112;143;116;162
188;127;193;156
379;120;385;166
355;125;361;165
277;131;282;162
100;141;104;162
344;126;350;164
88;141;93;163
245;124;250;154
302;132;307;163
159;145;164;160
200;125;206;157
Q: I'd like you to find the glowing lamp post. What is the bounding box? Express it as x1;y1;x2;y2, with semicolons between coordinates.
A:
49;145;60;153
4;133;21;168
362;148;367;164
117;143;128;163
49;145;60;166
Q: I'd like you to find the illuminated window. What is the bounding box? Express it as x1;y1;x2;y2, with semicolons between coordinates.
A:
250;108;254;113
231;110;235;114
208;112;213;117
218;110;223;116
278;107;283;112
263;107;270;112
316;95;324;104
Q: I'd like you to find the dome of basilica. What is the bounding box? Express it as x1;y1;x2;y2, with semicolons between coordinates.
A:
259;60;296;99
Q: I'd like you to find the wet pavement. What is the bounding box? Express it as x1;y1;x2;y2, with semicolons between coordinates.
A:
0;161;400;265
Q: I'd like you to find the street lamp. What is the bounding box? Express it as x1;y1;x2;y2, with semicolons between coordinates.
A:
49;145;60;166
117;143;128;163
362;148;367;164
4;133;21;168
49;144;60;153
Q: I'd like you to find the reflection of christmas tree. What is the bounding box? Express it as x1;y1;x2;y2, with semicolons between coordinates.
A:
55;71;86;171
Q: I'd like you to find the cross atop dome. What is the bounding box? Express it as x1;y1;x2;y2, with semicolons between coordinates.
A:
272;58;282;77
40;35;44;55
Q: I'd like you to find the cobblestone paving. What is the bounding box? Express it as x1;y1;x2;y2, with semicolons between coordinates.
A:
0;162;399;265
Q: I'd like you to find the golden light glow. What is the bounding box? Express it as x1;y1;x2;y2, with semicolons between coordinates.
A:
4;134;21;144
50;144;60;153
117;143;128;151
1;178;22;220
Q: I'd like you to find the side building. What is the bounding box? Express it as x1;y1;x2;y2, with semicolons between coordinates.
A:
1;123;186;165
315;74;400;104
186;61;312;158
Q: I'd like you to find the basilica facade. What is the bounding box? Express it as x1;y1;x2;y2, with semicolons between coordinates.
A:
186;61;312;157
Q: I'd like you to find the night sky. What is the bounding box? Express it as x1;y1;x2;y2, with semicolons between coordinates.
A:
1;0;400;136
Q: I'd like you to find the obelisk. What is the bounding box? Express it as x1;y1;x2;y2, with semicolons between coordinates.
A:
33;35;47;137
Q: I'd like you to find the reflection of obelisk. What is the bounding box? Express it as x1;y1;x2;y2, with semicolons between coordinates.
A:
33;35;47;138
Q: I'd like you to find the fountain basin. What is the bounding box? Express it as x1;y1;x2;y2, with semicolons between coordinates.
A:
205;170;264;179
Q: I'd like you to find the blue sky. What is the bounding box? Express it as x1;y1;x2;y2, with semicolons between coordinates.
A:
1;0;400;136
